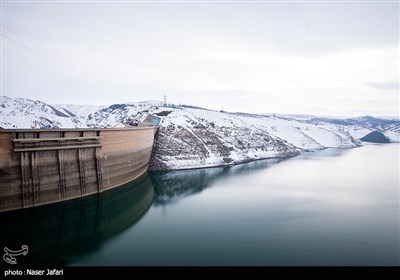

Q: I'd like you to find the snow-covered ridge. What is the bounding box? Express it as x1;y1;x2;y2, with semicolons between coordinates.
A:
1;96;399;170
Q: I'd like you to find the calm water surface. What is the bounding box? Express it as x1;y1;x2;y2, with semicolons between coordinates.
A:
1;144;399;266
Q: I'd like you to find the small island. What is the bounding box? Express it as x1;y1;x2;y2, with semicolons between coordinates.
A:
360;131;391;143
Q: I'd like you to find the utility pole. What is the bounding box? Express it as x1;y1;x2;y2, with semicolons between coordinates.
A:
163;94;167;106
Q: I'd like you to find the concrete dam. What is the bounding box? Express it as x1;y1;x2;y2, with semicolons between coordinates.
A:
0;126;157;212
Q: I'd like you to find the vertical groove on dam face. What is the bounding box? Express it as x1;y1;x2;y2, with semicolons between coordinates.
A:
58;149;66;201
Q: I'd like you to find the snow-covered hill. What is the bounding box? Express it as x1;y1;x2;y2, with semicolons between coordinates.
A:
149;108;300;170
1;96;399;170
0;96;87;128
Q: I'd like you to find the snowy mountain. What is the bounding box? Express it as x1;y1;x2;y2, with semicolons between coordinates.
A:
1;96;399;170
149;107;300;170
0;96;85;129
306;115;400;142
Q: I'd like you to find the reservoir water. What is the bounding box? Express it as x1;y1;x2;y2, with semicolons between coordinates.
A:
1;144;399;266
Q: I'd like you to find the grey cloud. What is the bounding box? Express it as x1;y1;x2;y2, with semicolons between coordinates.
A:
366;81;399;91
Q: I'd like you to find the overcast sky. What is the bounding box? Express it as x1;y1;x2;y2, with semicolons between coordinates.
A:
1;0;399;116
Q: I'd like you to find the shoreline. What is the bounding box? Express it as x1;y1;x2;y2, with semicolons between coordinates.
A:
148;146;349;172
149;154;298;172
148;143;390;172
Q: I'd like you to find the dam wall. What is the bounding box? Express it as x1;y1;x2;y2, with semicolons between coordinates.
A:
0;127;157;212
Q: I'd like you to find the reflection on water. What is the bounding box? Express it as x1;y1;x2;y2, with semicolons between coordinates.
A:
1;144;399;266
151;158;285;205
150;148;354;208
73;144;398;266
0;174;154;266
